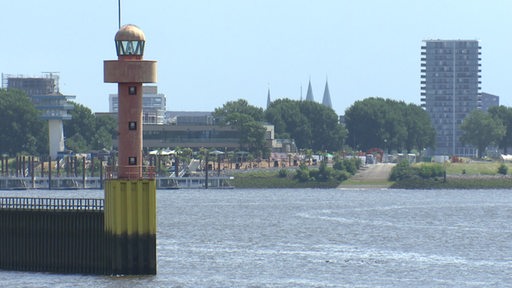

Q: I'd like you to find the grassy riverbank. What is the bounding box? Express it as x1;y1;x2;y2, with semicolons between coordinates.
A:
229;169;340;189
390;176;512;189
444;161;510;175
390;161;512;189
228;161;512;189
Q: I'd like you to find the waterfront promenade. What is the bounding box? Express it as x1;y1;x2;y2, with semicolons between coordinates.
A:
338;163;395;189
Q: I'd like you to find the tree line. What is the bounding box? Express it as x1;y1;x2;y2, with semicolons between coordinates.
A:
213;97;436;157
11;87;512;159
0;89;116;156
344;97;435;153
212;98;347;157
459;106;512;158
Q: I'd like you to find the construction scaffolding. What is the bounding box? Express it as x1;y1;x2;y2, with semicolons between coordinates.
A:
1;72;60;95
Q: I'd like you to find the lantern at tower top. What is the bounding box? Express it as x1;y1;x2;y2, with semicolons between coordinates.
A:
115;24;146;56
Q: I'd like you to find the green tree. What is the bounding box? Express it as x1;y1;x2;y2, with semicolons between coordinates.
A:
345;98;397;151
460;110;505;158
63;102;117;152
91;114;117;150
265;98;307;139
265;99;346;151
64;102;95;143
0;89;48;155
214;99;264;125
382;99;408;152
213;99;269;156
299;101;346;151
403;103;436;152
344;97;434;153
488;106;512;154
239;120;268;155
65;133;88;152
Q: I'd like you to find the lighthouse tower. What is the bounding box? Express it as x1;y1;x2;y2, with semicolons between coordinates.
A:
103;24;158;275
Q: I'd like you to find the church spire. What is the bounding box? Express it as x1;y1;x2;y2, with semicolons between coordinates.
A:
322;78;332;108
305;79;314;102
266;87;271;109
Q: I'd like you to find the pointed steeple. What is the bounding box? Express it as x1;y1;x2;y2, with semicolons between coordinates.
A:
305;79;314;102
266;88;271;109
322;79;332;108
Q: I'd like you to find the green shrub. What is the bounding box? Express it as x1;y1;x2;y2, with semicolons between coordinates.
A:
336;170;351;182
498;163;508;175
391;161;446;181
295;164;310;182
416;163;445;179
343;159;357;174
308;168;318;180
333;160;343;170
294;162;339;182
278;169;288;178
389;160;414;181
318;162;335;181
353;158;362;170
333;158;361;175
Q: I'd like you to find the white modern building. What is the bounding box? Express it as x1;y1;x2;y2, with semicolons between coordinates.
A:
2;73;75;158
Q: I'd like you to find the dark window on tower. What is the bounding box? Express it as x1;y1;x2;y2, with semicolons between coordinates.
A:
128;121;137;130
128;157;137;165
129;86;137;95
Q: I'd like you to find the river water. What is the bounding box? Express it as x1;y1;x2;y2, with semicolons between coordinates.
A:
0;188;511;287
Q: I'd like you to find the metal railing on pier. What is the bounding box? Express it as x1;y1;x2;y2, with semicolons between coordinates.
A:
105;165;156;180
0;197;104;211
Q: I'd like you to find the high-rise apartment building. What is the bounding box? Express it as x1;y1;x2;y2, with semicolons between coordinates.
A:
480;92;499;112
420;40;481;156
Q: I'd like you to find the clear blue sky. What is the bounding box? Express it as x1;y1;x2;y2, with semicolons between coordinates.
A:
2;0;511;115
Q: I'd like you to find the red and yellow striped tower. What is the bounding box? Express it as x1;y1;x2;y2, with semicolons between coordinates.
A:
103;24;157;275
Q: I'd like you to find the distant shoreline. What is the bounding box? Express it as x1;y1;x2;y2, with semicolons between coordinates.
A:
391;175;512;189
229;163;512;190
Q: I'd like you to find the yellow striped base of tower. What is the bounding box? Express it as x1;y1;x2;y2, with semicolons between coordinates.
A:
104;179;156;275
